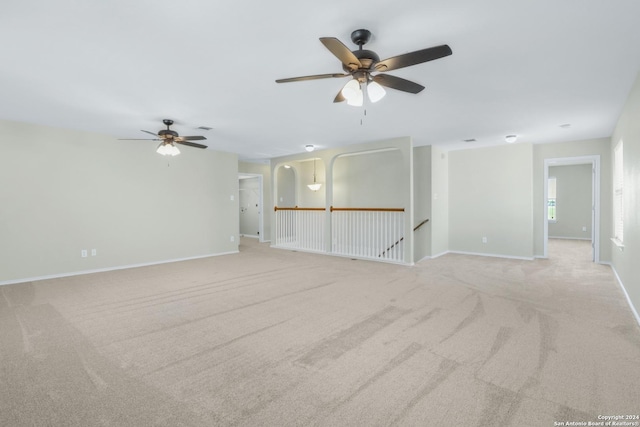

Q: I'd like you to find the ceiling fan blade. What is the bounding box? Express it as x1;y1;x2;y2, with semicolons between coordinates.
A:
373;74;425;94
176;141;208;149
179;135;207;141
118;138;160;141
319;37;362;71
375;44;452;72
141;130;158;136
333;90;345;103
276;73;350;83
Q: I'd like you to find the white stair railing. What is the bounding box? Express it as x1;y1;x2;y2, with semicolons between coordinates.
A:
331;207;405;263
274;207;326;252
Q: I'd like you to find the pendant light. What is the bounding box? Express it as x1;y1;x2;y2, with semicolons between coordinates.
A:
307;158;322;191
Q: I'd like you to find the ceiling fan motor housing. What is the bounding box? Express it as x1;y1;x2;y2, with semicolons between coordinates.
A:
158;129;178;139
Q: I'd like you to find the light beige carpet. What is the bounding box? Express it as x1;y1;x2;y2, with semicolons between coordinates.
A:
1;238;639;426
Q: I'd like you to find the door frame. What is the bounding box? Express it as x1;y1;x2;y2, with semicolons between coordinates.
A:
238;173;264;242
543;155;600;262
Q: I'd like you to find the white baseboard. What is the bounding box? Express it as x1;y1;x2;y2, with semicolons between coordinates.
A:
0;251;239;287
240;234;259;239
448;250;535;261
548;236;592;241
430;251;450;260
609;264;640;328
415;254;432;263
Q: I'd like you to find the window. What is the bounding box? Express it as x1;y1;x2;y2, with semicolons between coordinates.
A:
613;141;624;244
548;176;557;221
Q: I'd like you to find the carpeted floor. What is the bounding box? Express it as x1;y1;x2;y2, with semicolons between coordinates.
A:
1;238;639;426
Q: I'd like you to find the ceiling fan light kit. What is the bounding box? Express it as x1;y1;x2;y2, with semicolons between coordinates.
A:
367;81;386;103
120;119;208;156
156;141;180;156
276;29;452;106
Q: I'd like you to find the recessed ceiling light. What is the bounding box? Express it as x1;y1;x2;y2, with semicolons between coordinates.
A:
284;165;291;169
505;135;518;143
305;144;315;152
559;123;571;128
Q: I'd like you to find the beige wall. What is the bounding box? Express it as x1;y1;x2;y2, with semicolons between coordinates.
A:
0;120;239;284
532;138;611;261
449;143;534;258
431;146;449;257
413;146;432;261
333;150;404;208
610;71;640;322
548;164;593;240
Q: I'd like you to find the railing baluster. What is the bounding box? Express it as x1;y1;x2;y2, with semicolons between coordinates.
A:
275;206;406;263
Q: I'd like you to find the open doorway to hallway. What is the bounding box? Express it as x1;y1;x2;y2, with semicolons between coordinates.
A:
543;156;600;262
238;174;264;242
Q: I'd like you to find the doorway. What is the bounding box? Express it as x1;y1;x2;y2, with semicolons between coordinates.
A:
238;174;264;242
543;156;600;262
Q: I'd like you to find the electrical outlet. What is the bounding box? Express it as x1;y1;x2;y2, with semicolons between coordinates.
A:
81;249;87;258
230;236;235;242
482;237;488;244
582;226;587;232
230;195;234;201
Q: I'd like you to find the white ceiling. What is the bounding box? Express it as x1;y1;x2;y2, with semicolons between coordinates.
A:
2;0;640;162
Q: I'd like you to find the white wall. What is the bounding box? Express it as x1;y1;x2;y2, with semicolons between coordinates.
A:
0;120;239;284
449;143;534;259
610;71;640;323
548;164;592;240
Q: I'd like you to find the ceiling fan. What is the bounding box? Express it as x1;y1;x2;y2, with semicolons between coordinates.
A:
276;29;452;106
120;119;208;156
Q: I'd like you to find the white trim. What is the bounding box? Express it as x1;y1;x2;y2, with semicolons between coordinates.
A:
415;254;433;263
0;251;239;287
610;237;625;249
544;155;600;263
270;244;412;266
610;264;640;327
548;236;591;241
240;234;260;239
448;250;535;261
430;251;450;259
